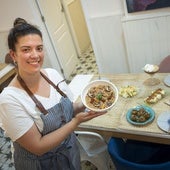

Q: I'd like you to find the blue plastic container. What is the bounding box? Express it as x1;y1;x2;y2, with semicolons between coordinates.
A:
108;137;170;170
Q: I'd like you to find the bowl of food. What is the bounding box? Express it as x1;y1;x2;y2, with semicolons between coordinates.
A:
126;105;155;126
81;80;119;112
143;64;159;74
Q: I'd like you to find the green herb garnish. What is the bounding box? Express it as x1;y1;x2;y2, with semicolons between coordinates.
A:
96;93;102;100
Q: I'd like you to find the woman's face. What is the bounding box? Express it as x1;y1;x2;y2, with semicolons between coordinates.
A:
11;34;44;75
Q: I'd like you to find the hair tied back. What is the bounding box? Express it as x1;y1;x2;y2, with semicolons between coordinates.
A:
13;18;27;27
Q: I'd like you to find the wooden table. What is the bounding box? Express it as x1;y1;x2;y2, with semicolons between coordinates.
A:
77;73;170;145
0;63;16;91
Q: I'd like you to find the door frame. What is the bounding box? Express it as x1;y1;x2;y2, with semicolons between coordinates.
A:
62;0;81;56
35;0;66;78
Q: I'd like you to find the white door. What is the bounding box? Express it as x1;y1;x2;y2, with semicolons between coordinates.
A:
36;0;78;79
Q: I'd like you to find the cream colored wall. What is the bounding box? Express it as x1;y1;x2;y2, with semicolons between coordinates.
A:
0;0;35;63
68;0;91;54
0;0;62;75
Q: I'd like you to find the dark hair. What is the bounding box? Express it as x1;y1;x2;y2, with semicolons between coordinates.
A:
8;18;42;51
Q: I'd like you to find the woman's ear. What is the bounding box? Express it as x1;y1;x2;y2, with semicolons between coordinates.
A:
5;53;13;64
7;50;17;66
9;50;17;62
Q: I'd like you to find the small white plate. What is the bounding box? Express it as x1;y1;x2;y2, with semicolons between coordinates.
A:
157;111;170;132
164;75;170;87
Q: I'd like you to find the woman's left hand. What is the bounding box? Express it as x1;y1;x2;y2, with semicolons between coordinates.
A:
74;109;107;124
73;102;86;114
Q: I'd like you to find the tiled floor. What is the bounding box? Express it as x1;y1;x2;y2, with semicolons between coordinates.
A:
0;46;116;170
67;45;99;83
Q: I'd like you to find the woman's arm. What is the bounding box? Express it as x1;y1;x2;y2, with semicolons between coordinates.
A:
16;110;106;156
16;118;79;156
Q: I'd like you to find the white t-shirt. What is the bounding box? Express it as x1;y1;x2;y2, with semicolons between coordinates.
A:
0;68;74;141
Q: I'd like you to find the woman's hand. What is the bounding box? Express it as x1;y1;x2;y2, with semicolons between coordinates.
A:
73;102;86;114
73;109;107;124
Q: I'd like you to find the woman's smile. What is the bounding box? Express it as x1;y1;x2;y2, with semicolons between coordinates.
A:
27;59;41;65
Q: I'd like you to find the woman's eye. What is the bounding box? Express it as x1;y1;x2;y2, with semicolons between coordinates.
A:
23;48;30;53
37;46;43;52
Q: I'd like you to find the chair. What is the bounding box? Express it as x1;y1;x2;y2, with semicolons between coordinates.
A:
108;137;170;170
159;55;170;73
74;131;111;170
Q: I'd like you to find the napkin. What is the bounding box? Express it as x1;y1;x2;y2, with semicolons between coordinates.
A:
69;74;93;102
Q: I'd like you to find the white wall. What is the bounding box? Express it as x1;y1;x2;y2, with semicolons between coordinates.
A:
81;0;129;74
80;0;123;16
81;0;170;74
123;14;170;73
0;0;35;63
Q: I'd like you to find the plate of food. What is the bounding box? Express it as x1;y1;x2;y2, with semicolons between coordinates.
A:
144;88;165;105
157;111;170;132
81;80;119;112
126;105;155;126
119;85;138;98
143;64;159;73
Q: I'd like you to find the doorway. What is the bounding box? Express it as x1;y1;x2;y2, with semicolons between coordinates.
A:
36;0;78;80
62;0;92;56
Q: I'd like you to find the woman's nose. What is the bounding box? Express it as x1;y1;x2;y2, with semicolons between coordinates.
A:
31;49;39;57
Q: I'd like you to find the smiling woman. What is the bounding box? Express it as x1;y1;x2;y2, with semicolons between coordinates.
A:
0;18;106;170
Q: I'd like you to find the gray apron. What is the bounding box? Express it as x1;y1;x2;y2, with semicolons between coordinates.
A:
13;73;81;170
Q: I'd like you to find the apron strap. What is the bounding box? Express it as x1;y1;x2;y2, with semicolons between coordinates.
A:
17;71;67;115
17;74;48;115
40;72;67;98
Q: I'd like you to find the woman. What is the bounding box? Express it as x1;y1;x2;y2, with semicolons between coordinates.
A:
0;18;106;170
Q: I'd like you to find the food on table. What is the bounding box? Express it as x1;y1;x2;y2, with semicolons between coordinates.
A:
144;88;165;104
143;64;159;73
119;85;138;98
85;84;115;110
130;108;151;123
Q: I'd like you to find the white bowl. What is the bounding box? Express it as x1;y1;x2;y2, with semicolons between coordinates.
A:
81;80;119;112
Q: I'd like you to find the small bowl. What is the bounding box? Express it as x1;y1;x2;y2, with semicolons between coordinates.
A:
143;64;159;74
126;105;155;126
81;80;119;112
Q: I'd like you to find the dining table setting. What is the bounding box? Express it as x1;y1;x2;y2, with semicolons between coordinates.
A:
76;67;170;145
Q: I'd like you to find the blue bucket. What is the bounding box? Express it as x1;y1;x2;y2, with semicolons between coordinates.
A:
108;137;170;170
